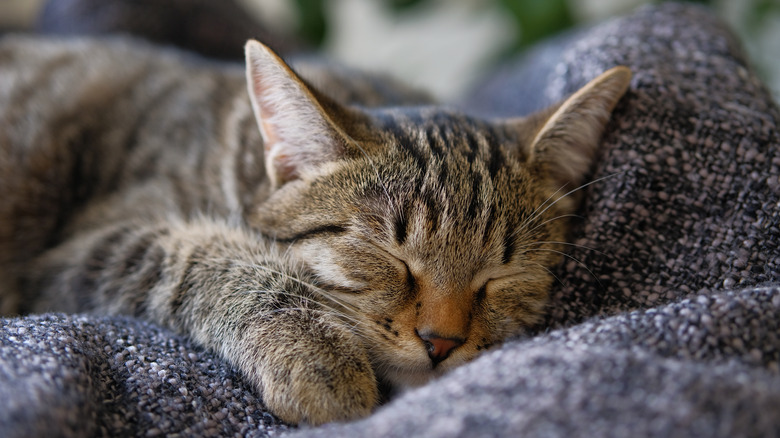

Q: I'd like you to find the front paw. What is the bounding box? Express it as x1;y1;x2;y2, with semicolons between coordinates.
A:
237;310;378;425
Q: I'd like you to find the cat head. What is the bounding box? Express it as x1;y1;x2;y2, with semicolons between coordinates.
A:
244;40;630;387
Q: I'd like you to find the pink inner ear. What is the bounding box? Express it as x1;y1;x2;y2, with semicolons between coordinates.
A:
251;72;301;183
261;119;279;151
252;75;277;147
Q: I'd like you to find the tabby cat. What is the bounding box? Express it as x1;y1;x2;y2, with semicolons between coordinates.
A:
0;35;630;425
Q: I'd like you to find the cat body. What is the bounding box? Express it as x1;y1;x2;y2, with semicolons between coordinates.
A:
0;35;630;425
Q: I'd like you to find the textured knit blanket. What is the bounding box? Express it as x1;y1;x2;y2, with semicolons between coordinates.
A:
2;3;779;437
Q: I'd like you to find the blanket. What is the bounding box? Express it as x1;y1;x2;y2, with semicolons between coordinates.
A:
1;3;778;437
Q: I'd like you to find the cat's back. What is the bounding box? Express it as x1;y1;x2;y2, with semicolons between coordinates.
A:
0;34;252;220
0;34;253;191
0;36;251;289
0;35;246;142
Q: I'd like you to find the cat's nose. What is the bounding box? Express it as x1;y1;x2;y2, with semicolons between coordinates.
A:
416;330;464;366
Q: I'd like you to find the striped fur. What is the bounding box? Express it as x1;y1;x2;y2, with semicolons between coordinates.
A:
0;35;630;425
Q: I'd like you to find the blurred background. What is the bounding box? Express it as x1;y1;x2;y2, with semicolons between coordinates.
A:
1;0;778;100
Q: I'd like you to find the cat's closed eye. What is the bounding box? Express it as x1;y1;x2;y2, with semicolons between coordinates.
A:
401;259;416;293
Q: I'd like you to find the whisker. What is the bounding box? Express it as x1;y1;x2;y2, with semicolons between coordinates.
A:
254;305;372;335
520;248;604;289
509;213;582;241
516;183;568;234
235;289;376;337
233;288;343;316
516;172;623;236
527;261;567;289
515;240;606;257
227;260;361;313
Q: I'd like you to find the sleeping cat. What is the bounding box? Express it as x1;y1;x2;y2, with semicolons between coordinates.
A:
0;35;630;425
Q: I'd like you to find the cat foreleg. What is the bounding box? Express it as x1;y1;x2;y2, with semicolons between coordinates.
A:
26;219;378;425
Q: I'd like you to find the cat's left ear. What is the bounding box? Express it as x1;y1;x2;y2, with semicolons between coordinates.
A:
511;66;631;203
245;40;350;188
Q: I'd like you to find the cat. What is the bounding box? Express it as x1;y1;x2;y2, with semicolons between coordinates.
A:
0;34;630;425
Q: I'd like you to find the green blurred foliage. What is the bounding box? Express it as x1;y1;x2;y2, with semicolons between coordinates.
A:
291;0;778;52
498;0;574;51
744;0;780;35
293;0;327;46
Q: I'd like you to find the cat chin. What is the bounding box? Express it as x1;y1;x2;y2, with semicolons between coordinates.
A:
378;364;451;390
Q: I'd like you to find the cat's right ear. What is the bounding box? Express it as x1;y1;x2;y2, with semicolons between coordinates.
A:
245;40;348;189
506;66;631;210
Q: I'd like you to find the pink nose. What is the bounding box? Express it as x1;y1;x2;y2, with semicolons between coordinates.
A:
417;331;464;366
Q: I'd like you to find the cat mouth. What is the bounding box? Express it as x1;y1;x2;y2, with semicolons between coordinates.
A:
378;365;444;389
374;354;465;389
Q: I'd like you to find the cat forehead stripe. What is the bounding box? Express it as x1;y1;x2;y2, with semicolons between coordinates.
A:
370;109;516;248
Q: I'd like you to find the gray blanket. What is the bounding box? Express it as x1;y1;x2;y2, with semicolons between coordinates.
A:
2;3;779;437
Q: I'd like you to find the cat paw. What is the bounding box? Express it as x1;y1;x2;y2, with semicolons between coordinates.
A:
240;311;378;425
262;354;378;426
